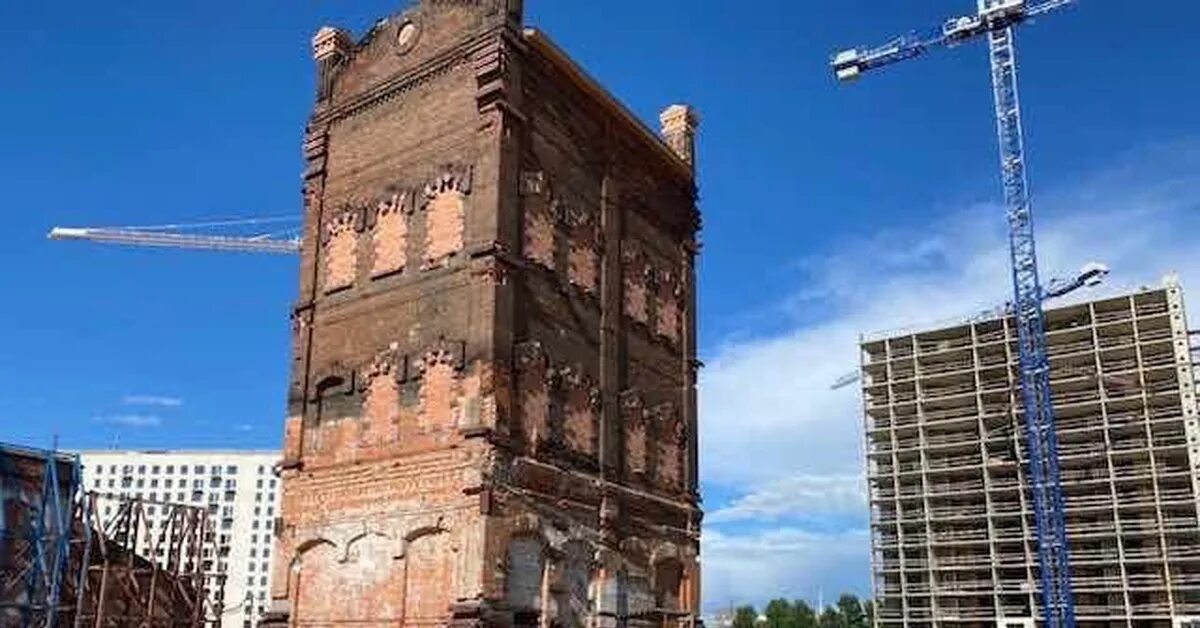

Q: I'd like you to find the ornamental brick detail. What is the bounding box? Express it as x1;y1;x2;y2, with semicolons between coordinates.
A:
652;403;685;493
561;366;599;459
655;269;683;345
622;390;648;477
515;341;550;452
323;209;360;292
622;248;649;325
422;166;472;268
521;170;600;296
564;202;599;296
361;349;403;447
371;192;410;277
415;346;464;433
522;174;556;270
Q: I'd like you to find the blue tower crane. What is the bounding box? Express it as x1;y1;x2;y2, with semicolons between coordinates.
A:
832;1;1079;627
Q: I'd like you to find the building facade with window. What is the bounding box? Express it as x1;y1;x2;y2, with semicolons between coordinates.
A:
78;450;281;627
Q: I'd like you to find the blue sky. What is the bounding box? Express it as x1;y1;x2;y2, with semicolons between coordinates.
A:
5;0;1200;613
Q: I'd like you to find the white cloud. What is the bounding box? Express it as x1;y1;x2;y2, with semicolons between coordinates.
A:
94;414;164;428
698;139;1200;609
708;474;867;524
122;394;183;408
703;527;871;609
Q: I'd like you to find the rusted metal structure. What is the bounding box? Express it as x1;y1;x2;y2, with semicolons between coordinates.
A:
1;444;78;628
1;443;220;627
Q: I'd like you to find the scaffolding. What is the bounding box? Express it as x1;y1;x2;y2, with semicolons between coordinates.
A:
0;444;219;627
862;284;1200;628
0;444;78;627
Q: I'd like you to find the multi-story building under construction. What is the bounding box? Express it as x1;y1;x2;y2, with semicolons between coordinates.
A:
862;280;1200;628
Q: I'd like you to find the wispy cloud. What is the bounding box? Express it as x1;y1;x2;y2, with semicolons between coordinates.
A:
94;414;164;428
698;139;1200;610
122;394;183;408
703;527;870;609
708;475;867;524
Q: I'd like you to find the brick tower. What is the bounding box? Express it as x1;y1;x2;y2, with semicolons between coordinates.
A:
267;2;701;626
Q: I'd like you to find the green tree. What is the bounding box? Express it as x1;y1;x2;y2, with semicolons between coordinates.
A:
733;605;759;628
862;600;875;628
791;600;818;628
817;606;843;628
836;594;867;628
764;599;793;628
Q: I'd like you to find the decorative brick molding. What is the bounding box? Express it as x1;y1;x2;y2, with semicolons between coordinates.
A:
322;209;360;292
621;390;648;477
514;343;600;463
371;191;412;277
520;170;600;296
563;201;600;296
654;268;683;345
421;166;473;268
514;341;550;452
559;365;600;459
522;188;556;270
651;403;686;494
415;342;469;433
361;347;405;447
622;248;649;325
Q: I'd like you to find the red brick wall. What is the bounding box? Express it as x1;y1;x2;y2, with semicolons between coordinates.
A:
271;2;700;626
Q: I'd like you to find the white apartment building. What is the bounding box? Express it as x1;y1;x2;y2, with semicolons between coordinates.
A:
78;450;281;628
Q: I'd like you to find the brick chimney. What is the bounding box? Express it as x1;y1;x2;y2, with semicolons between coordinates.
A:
659;104;700;173
312;26;353;100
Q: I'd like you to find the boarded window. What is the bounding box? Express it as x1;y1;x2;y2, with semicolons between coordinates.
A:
506;537;545;613
654;559;682;611
557;541;592;628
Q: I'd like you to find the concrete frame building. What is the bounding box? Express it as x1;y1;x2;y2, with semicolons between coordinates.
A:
861;280;1200;628
79;450;281;628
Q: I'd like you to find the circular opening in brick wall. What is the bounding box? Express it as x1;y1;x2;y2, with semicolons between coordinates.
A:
396;20;420;54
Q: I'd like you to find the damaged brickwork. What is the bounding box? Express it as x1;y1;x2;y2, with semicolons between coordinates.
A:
266;2;701;627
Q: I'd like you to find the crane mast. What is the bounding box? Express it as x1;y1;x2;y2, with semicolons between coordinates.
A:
832;1;1078;626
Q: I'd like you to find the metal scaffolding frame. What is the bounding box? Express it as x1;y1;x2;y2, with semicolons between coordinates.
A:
0;444;78;628
0;444;220;627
